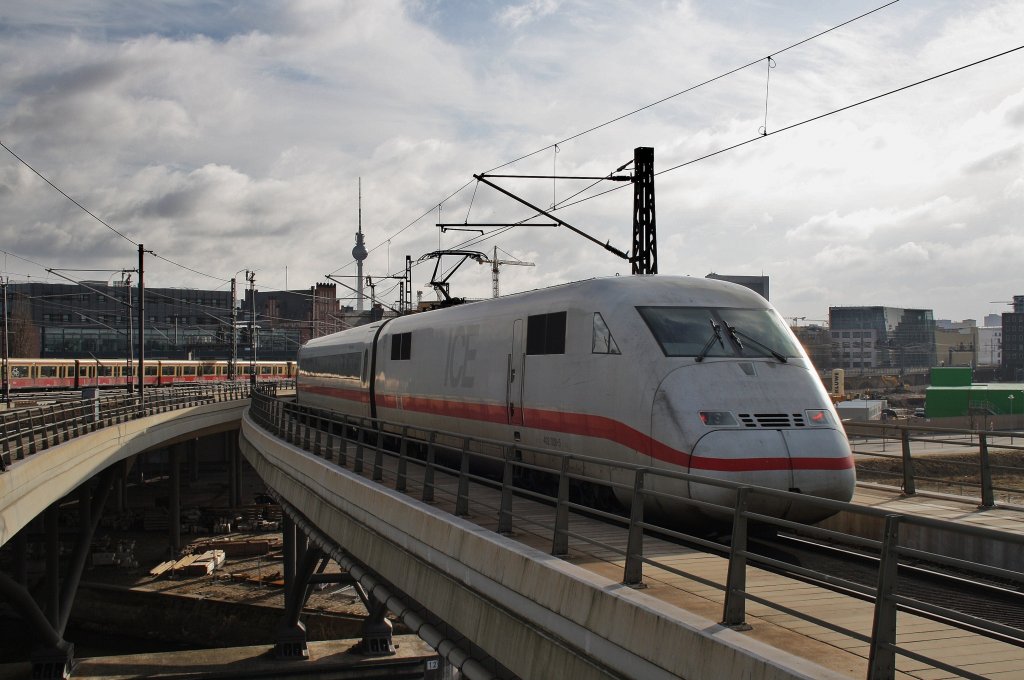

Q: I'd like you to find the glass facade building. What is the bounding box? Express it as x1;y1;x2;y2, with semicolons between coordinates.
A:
829;306;936;371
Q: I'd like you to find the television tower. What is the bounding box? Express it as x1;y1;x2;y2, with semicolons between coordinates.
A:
352;178;368;312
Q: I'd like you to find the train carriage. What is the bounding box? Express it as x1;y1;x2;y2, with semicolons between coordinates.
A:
4;358;294;390
296;276;855;523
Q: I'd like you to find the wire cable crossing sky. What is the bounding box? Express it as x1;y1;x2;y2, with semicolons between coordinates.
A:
1;1;1022;321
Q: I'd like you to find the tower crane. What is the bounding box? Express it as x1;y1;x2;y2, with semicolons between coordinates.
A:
483;246;534;298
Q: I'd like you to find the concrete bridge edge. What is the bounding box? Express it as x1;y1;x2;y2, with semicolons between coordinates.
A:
0;400;247;547
240;413;848;680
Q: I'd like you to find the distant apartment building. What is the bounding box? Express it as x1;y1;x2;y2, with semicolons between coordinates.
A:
5;281;233;359
829;306;936;371
3;280;368;360
705;273;769;300
1002;295;1024;381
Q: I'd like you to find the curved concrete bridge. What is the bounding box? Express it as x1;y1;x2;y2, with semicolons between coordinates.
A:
0;387;251;679
1;385;839;680
240;406;842;680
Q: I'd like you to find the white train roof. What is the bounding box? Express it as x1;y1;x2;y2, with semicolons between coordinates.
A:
299;275;773;355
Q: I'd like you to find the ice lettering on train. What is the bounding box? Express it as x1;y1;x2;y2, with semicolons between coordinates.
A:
444;325;478;388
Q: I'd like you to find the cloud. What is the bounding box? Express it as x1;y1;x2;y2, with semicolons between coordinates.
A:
498;0;561;29
1;0;1023;323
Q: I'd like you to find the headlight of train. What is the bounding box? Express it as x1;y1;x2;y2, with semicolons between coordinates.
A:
804;409;834;426
699;411;739;427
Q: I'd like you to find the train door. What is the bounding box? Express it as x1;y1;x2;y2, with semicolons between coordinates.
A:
507;319;525;426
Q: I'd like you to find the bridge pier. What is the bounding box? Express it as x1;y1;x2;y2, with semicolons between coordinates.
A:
275;515;315;660
0;467;116;679
272;512;398;662
169;444;181;555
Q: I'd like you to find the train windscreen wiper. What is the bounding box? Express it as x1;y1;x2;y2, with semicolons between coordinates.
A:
727;326;787;363
695;319;725;362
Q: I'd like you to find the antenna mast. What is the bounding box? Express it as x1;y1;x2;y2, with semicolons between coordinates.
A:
352;178;368;312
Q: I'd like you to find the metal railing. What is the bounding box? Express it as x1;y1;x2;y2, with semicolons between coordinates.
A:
249;391;1024;680
0;382;264;472
845;421;1024;507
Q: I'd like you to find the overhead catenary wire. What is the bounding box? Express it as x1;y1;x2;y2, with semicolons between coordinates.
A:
330;0;904;277
0;139;139;247
544;41;1024;213
480;0;903;175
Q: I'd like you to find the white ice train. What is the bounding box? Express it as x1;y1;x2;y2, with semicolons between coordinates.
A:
295;276;855;523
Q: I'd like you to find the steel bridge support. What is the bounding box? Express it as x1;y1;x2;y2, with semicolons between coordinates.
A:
0;466;116;679
274;511;397;660
170;443;181;555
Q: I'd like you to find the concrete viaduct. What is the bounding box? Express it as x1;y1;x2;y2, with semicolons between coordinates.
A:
0;387;844;680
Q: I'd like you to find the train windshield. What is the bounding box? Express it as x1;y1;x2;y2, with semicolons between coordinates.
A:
637;307;801;359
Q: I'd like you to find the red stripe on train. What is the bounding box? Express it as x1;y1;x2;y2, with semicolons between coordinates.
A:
299;385;854;472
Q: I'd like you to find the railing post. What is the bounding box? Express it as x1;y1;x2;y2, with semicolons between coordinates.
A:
46;405;59;445
15;411;28;459
900;428;916;495
1;431;11;471
354;423;365;474
27;410;37;455
421;432;436;503
868;515;901;680
497;448;515;535
622;469;646;586
372;424;385;482
455;438;471;516
324;432;335;462
313;429;322;457
978;433;994;508
58;404;71;443
396;427;409;492
337;417;348;467
552;456;571;556
275;399;285;437
722;487;751;628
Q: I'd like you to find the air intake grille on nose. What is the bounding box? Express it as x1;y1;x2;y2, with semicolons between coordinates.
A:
738;413;806;428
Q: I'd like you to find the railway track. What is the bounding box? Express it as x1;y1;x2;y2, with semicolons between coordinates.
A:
751;532;1024;636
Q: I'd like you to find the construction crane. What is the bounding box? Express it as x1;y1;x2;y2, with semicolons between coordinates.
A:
483;246;534;298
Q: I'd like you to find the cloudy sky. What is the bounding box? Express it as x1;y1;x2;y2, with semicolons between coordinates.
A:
1;0;1022;323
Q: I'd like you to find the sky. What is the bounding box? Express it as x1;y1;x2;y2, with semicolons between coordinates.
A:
1;0;1022;324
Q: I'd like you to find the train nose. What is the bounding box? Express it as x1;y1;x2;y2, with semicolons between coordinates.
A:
651;362;855;523
688;428;855;523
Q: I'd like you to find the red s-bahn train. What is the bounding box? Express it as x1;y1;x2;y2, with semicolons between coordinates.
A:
3;358;295;391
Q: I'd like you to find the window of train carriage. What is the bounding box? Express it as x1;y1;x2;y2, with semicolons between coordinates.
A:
182;366;197;376
592;313;621;355
202;365;217;376
526;311;567;355
40;365;59;378
715;308;802;359
162;365;176;376
391;332;412;360
638;307;801;359
145;366;158;377
11;365;29;378
361;349;369;381
638;307;731;357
